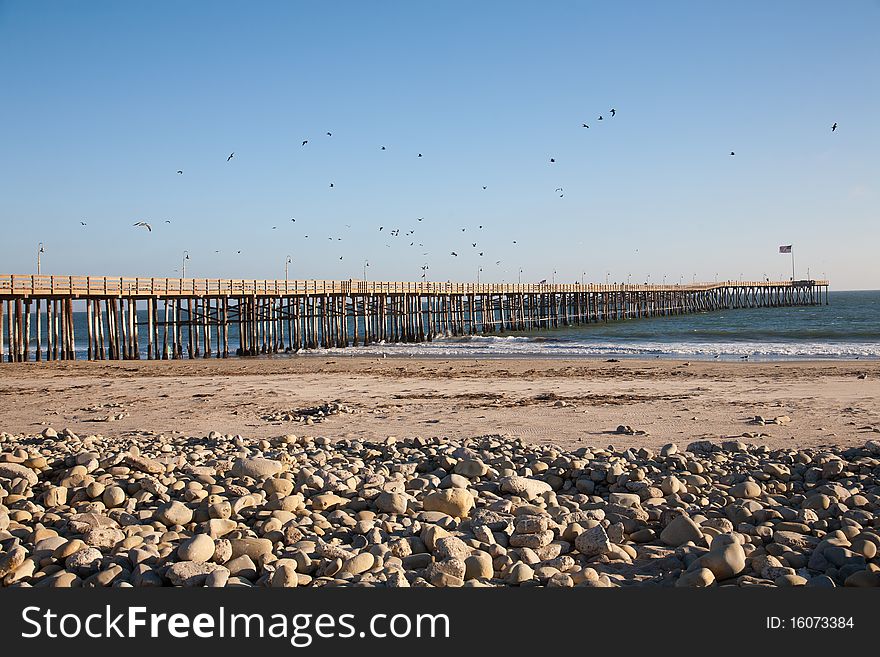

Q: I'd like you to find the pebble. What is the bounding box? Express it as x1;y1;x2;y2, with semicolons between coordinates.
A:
1;429;879;589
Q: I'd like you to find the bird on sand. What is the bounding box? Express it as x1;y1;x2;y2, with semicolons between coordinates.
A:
610;108;616;117
831;122;838;132
133;221;152;232
227;152;234;161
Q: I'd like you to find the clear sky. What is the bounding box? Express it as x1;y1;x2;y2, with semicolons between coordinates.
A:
1;1;878;289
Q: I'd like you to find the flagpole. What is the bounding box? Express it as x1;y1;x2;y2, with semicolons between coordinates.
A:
791;248;795;281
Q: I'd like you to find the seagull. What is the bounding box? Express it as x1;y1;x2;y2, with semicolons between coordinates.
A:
472;243;477;247
729;151;735;156
381;146;386;150
450;251;458;257
339;256;343;260
302;140;308;146
512;240;517;244
133;221;152;232
291;218;296;222
227;152;234;161
214;250;221;253
582;123;589;128
326;132;332;136
610;108;616;117
80;221;87;226
479;225;483;229
482;186;487;190
165;220;171;223
495;260;501;265
329;183;334;188
461;228;466;232
236;250;241;254
550;158;555;163
555;187;563;192
598;115;603;121
177;170;183;174
417;217;423;222
418;153;423;157
272;226;277;230
479;252;484;256
831;122;837;132
379;226;384;231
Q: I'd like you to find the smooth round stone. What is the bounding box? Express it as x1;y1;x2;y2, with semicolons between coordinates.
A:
506;562;535;585
338;553;375;576
375;492;408;515
102;486;126;508
154;501;193;527
730;481;762;499
676;567;715;587
844;570;880;587
422;489;474;518
660;515;704;547
464;552;494;580
775;574;808;586
178;534;215;563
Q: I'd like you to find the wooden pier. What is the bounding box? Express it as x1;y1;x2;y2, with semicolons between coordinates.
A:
0;275;829;362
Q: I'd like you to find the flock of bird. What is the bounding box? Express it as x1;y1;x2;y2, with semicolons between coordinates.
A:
73;113;841;281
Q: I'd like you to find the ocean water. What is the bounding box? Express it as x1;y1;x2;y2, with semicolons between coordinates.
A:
321;290;880;361
25;290;880;361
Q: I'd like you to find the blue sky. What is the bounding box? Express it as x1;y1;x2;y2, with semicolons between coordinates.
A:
1;1;878;288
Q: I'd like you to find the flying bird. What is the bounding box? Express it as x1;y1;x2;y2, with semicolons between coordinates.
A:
417;217;423;222
329;183;334;188
80;221;87;226
582;123;589;128
339;256;343;260
165;220;171;223
461;228;466;232
472;243;477;247
380;146;386;150
598;115;603;121
326;132;332;136
291;218;296;222
450;251;458;257
550;158;555;163
177;170;183;174
482;186;487;190
379;226;384;231
479;225;483;229
610;108;616;117
831;122;837;132
418;153;423;158
555;187;563;192
272;226;277;230
729;151;735;156
133;222;152;232
227;152;234;161
236;250;241;254
302;140;308;146
479;252;484;256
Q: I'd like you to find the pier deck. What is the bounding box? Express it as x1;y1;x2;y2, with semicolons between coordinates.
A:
0;275;829;362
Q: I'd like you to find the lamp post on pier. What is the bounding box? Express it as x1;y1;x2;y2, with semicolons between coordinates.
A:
285;255;292;281
37;242;44;275
182;251;190;279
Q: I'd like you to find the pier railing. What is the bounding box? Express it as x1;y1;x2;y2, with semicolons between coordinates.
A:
0;274;830;298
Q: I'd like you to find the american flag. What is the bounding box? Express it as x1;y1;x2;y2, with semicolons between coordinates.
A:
779;245;792;253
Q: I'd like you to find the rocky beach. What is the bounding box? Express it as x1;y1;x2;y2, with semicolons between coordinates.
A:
1;357;879;589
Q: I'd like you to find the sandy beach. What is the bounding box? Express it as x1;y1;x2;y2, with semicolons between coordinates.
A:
2;357;878;450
